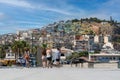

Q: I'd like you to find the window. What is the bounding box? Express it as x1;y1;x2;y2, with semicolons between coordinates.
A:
113;57;115;60
119;58;120;60
8;54;10;56
11;54;14;56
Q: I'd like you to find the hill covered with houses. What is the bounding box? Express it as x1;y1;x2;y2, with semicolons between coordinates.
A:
0;17;120;58
40;17;120;51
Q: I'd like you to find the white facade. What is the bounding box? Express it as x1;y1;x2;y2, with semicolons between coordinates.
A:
5;53;15;60
104;35;111;43
104;36;109;43
94;35;99;43
22;32;28;37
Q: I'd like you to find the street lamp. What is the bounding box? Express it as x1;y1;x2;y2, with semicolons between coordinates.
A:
30;31;35;54
31;33;33;54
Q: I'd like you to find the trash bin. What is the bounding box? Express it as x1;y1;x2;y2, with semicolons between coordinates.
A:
118;61;120;68
88;62;94;68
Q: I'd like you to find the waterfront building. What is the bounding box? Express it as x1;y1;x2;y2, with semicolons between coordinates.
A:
89;50;120;62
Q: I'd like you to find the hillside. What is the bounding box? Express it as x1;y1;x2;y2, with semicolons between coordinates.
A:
48;17;116;36
44;17;120;50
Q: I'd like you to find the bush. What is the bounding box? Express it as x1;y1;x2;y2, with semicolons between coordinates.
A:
79;51;88;57
66;51;89;60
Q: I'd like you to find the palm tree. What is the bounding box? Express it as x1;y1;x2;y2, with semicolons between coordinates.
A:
41;43;47;49
0;45;6;59
21;40;30;54
11;40;30;59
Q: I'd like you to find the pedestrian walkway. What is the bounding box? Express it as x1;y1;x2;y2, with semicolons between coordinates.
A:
0;67;120;80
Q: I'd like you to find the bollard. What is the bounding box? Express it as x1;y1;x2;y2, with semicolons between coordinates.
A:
88;62;94;68
118;61;120;68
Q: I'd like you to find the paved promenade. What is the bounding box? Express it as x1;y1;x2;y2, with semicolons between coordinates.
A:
0;66;120;80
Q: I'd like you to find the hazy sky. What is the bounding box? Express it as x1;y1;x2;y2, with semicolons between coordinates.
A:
0;0;120;34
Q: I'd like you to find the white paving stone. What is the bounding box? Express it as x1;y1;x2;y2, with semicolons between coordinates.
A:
0;67;120;80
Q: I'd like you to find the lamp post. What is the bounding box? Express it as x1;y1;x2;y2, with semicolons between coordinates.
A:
16;31;20;58
0;45;2;59
31;33;33;54
30;31;35;54
30;31;38;67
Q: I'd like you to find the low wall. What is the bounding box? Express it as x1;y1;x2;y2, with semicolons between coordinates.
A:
63;62;118;69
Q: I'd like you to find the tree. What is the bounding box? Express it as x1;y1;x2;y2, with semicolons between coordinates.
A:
72;19;79;23
11;40;30;58
66;51;89;60
0;45;6;58
79;51;88;57
41;43;47;49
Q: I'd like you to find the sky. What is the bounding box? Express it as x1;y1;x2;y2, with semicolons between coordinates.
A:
0;0;120;34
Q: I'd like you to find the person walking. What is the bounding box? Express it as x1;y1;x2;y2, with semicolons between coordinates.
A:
24;51;30;68
41;48;47;68
54;48;61;67
46;48;52;68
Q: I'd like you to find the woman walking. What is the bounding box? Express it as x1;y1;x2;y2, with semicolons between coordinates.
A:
54;48;61;67
41;48;47;68
24;51;30;68
46;48;52;68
